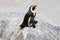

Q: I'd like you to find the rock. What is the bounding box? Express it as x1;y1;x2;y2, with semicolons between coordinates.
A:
0;13;60;40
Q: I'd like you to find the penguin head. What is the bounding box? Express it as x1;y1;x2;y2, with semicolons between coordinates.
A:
32;5;37;11
29;5;37;11
30;5;37;15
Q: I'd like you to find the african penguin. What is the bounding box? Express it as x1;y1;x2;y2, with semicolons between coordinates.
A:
19;5;37;29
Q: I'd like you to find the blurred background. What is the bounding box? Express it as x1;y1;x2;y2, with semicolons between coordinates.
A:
0;0;60;26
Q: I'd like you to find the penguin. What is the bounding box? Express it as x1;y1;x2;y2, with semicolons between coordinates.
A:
19;5;37;29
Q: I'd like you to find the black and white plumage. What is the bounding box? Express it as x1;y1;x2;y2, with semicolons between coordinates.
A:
19;5;37;29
